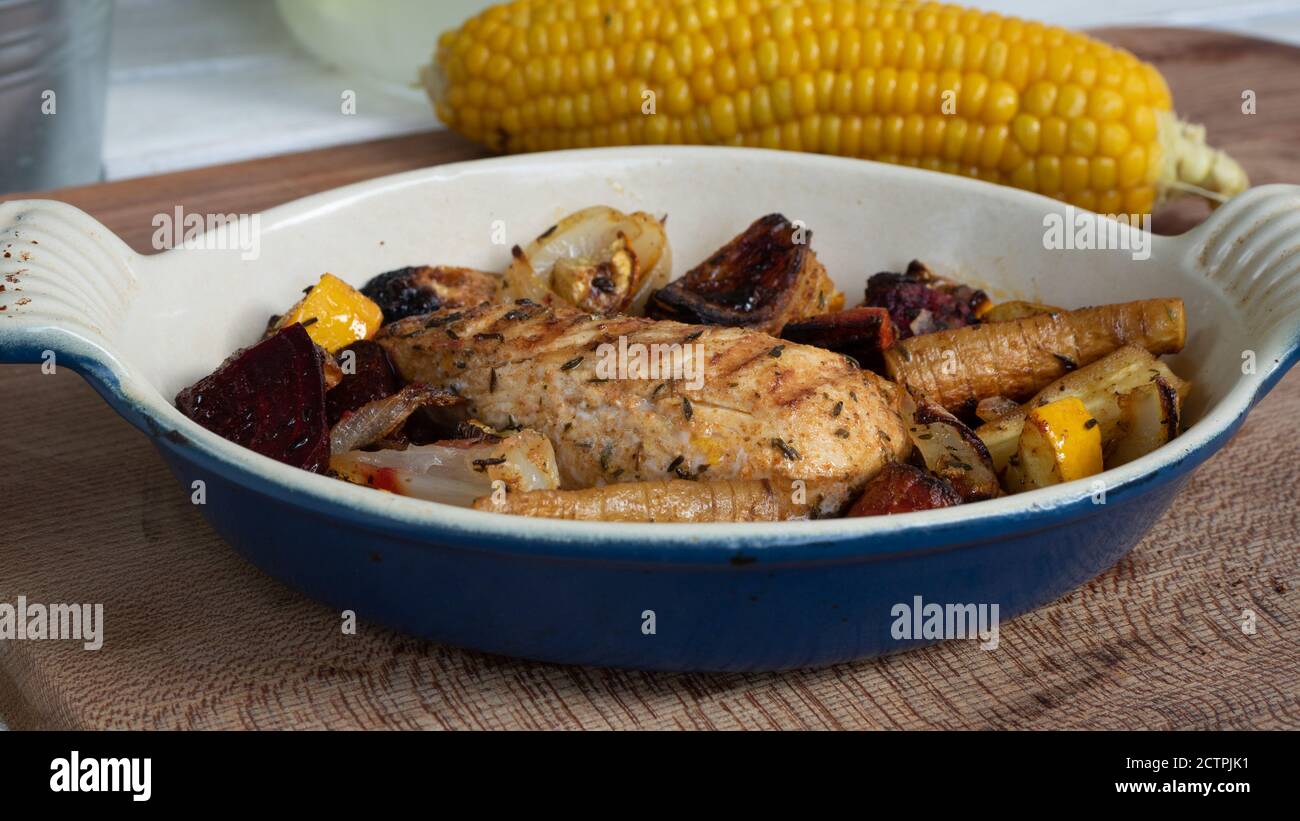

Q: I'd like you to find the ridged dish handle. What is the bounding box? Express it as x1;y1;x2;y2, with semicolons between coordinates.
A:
1184;184;1300;405
0;199;140;375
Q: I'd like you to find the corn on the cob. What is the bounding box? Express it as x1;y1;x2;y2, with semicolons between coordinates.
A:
424;0;1247;214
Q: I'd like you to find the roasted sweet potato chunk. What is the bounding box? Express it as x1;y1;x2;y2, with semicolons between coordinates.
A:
175;323;329;473
646;214;841;333
846;462;963;516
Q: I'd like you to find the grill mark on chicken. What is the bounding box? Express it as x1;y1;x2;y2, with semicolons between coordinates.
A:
378;302;910;490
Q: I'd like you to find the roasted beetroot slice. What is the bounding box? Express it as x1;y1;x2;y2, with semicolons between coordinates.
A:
864;260;989;338
175;323;329;473
326;339;401;426
781;306;896;365
646;214;834;333
847;463;962;517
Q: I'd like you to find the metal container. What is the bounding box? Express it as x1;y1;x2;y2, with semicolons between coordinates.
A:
0;0;113;194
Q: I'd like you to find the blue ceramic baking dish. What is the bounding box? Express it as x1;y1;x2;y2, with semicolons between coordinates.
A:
2;148;1297;670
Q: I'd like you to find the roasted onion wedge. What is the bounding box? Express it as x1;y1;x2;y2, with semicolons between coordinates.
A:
903;394;1000;502
331;428;560;506
328;383;461;455
646;214;842;334
504;206;671;316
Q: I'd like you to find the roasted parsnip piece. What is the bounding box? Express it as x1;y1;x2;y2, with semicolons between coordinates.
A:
975;396;1021;424
1106;376;1181;467
977;346;1189;471
1015;397;1104;490
884;298;1186;412
979;300;1064;323
474;477;854;522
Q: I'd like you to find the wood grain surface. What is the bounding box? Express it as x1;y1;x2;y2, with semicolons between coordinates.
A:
1;29;1297;730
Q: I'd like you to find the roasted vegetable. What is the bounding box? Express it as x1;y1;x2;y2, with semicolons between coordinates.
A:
278;273;385;353
975;396;1021;424
429;0;1249;213
1015;396;1103;489
977;345;1189;471
864;261;989;338
332;428;560;506
846;463;963;517
361;265;500;323
176;324;329;473
885;298;1186;412
474;477;853;522
904;395;1000;502
1107;375;1180;466
504;206;671;315
780;306;896;367
981;300;1063;323
328;383;461;455
326;339;401;427
646;214;841;333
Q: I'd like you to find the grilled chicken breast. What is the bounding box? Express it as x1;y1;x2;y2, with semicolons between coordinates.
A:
377;301;909;505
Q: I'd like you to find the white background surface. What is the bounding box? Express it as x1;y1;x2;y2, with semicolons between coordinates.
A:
104;0;1300;181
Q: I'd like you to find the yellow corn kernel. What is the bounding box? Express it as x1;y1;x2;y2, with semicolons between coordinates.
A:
432;0;1239;215
280;274;384;354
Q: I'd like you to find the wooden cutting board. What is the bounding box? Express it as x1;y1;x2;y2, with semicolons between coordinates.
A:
1;28;1296;730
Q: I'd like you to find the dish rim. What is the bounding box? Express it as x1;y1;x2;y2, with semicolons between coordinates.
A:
2;146;1297;560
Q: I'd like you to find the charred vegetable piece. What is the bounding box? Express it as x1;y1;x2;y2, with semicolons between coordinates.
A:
884;298;1187;413
175;324;329;473
846;462;963;516
905;396;1001;502
278;273;384;353
646;214;841;334
864;260;989;339
780;306;896;366
361;265;500;323
325;340;401;426
1106;376;1180;467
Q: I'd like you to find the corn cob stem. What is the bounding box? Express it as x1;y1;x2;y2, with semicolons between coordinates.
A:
1157;110;1249;204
